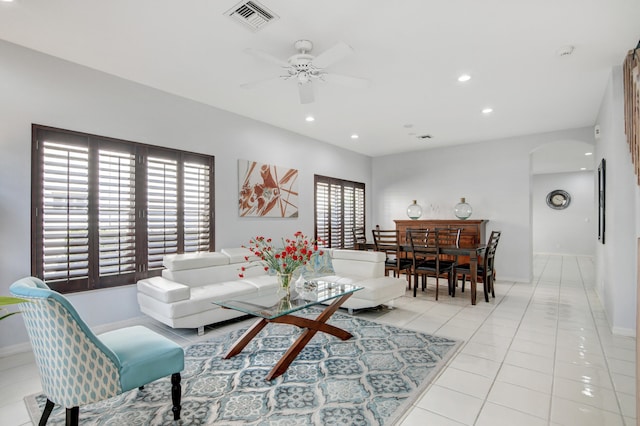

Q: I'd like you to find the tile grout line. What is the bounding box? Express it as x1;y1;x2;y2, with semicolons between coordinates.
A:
547;254;564;423
573;255;629;424
469;254;551;425
405;277;510;424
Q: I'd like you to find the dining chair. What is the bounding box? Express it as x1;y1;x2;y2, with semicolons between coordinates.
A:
372;228;412;286
407;228;458;300
10;277;184;426
435;228;462;296
405;228;432;292
351;227;367;249
458;230;502;302
434;227;461;258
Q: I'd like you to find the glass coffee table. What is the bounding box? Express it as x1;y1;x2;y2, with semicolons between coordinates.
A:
212;280;362;380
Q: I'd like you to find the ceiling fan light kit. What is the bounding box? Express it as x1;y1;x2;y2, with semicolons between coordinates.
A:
242;39;368;104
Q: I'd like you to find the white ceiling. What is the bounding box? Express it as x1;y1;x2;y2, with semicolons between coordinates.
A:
0;0;638;160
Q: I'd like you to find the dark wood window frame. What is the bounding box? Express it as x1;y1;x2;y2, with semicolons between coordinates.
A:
31;124;215;293
314;175;365;248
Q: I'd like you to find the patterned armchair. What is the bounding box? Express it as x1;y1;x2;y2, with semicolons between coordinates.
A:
10;277;184;425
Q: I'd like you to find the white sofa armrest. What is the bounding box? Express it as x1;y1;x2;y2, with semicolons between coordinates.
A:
137;276;190;303
330;249;385;278
331;249;385;263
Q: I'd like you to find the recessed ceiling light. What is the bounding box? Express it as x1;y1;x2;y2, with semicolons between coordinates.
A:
458;74;471;82
580;167;587;170
482;108;493;114
350;134;359;140
584;152;593;156
305;115;315;122
1;0;15;3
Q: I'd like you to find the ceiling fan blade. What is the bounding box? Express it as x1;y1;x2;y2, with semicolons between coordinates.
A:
322;73;369;89
298;82;314;104
244;48;289;68
311;41;354;69
240;75;282;89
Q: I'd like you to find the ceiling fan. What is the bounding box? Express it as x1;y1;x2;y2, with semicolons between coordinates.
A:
241;39;369;104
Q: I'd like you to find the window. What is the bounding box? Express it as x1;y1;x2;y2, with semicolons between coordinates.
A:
314;175;365;248
31;125;214;293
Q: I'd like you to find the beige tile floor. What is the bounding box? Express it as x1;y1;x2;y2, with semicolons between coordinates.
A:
0;254;635;425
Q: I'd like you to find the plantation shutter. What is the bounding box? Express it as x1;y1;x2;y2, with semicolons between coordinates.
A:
315;180;330;246
147;155;178;270
354;184;365;237
343;185;355;247
97;143;136;282
343;182;365;248
329;182;344;247
183;159;212;253
32;125;216;293
37;136;90;289
314;175;365;248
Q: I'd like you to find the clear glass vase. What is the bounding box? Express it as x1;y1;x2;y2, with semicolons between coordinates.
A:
407;200;423;220
277;272;293;297
454;197;472;220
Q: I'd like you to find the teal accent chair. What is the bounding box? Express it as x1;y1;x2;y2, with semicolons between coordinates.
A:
10;277;184;425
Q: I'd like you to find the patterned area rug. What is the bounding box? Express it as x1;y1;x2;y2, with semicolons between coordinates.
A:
25;309;461;425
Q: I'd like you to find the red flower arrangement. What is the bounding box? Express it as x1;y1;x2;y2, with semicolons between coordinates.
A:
239;231;323;279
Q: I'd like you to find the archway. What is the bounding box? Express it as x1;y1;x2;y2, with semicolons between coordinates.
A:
530;139;596;255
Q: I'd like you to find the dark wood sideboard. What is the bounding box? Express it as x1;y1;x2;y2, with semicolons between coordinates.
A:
394;219;488;247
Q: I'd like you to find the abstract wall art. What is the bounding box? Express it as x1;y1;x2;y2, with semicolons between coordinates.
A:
238;159;299;218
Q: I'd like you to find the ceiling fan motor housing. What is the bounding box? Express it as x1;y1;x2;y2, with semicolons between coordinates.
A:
294;39;313;53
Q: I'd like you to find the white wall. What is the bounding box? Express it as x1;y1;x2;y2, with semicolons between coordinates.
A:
0;40;372;351
2;39;636;352
595;65;638;335
371;127;595;283
532;171;595;256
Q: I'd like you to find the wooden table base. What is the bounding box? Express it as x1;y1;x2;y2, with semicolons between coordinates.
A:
223;292;354;381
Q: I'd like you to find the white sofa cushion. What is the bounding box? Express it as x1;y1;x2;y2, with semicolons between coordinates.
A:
168;281;257;318
137;276;190;303
239;275;279;293
163;252;229;271
221;247;260;264
163;262;266;287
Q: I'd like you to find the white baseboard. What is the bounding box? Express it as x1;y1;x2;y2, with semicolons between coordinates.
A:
533;252;595;257
0;341;32;357
611;326;636;338
494;276;530;284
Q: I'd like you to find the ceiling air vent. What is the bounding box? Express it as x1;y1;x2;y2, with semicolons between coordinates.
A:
226;1;279;32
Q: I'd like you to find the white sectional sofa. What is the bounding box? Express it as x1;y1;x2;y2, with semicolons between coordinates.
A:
137;248;406;335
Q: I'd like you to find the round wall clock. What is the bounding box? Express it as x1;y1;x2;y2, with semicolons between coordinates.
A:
546;189;571;210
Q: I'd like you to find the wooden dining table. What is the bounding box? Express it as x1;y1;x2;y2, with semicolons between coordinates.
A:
354;241;486;305
438;244;486;305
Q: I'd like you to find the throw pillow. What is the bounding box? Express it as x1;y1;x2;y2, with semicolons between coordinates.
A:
300;250;334;279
